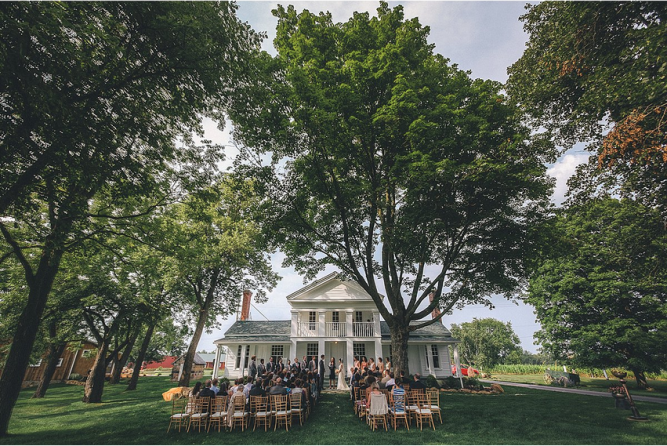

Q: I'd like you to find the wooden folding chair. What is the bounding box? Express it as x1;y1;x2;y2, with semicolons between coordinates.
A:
229;394;248;432
406;391;420;426
272;394;290;431
353;387;363;415
252;396;271;432
367;392;389;431
208;395;228;432
167;397;190;432
187;397;209;432
414;394;435;431
389;392;409;430
426;389;442;424
290;392;305;427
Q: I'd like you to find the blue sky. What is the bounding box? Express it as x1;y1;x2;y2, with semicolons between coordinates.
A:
196;1;590;354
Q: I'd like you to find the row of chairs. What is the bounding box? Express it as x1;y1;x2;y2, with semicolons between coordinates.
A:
353;387;442;431
168;392;309;433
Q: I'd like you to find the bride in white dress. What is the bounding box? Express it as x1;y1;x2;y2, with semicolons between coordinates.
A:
336;358;349;390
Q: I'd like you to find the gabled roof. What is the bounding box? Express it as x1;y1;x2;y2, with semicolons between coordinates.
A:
198;353;225;364
380;321;455;342
285;272;340;300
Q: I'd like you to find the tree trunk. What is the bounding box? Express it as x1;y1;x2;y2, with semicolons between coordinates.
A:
32;342;66;399
0;248;63;436
631;368;648;389
109;333;137;385
178;308;209;387
389;322;411;378
82;341;109;403
127;324;155;391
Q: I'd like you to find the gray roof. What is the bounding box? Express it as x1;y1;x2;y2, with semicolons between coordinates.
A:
214;320;291;343
175;352;206;365
215;320;456;344
198;353;225;363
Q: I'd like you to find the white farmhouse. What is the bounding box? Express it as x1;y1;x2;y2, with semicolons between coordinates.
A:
211;272;460;380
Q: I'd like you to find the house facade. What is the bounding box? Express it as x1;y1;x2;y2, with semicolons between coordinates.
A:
212;273;460;380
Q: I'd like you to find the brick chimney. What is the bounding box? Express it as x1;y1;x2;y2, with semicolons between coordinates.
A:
240;290;252;321
429;291;441;321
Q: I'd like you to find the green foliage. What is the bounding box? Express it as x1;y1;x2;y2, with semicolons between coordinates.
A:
425;374;439;389
441;376;460;389
450;318;522;370
527;197;667;387
463;376;482;391
67;374;82;381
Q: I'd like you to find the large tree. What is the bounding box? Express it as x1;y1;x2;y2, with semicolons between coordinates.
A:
0;2;261;435
527;198;667;388
450;318;522;370
506;2;667;217
165;178;279;387
230;3;553;375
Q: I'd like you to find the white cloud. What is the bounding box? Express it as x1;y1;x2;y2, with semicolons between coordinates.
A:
547;151;590;206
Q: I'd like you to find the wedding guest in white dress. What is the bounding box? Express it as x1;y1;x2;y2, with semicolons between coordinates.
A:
336;358;349;391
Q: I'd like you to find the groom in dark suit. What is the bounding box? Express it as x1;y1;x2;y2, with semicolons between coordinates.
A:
318;354;326;393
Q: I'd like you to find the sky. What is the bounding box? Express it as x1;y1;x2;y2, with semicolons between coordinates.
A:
196;1;590;354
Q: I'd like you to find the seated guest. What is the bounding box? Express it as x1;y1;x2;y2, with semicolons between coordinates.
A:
249;379;266;397
189;381;202;398
269;377;288;395
391;381;405;399
210;378;220;395
400;370;410;384
199;379;215;398
410;373;426;391
385;372;396;391
218;380;228;396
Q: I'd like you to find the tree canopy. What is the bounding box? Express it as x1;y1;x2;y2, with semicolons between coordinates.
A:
230;2;554;374
450;318;522;370
527;197;667;388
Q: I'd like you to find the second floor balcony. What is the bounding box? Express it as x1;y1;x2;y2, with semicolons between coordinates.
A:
295;321;376;337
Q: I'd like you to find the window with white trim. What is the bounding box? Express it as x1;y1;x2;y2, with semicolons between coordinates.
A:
431;345;440;369
244;345;250;368
309;311;316;330
56;358;63;367
29;359;42;367
82;349;92;358
271;345;284;364
355;311;363;322
235;345;242;369
353;343;366;358
306;343;318;357
424;345;430;368
332;311;339;323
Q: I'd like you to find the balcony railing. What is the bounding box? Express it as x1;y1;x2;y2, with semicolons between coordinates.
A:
325;322;346;337
353;322;374;337
297;322;318;337
295;321;376;337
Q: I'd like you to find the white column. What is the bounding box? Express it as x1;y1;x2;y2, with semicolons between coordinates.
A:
212;345;221;379
374;339;382;362
453;345;463;388
291;310;299;337
289;340;297;363
372;311;381;337
318;311;326;337
346;339;354;378
345;311;353;338
318;339;325;358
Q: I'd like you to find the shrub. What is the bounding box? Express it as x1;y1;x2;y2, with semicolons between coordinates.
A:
425;374;439;389
219;377;230;385
68;373;82;381
464;377;483;390
442;376;459;389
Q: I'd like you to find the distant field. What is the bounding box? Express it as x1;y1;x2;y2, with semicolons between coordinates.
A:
486;373;667;399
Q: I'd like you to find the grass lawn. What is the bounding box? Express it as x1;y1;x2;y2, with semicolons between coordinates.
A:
1;376;666;445
487;374;667;399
